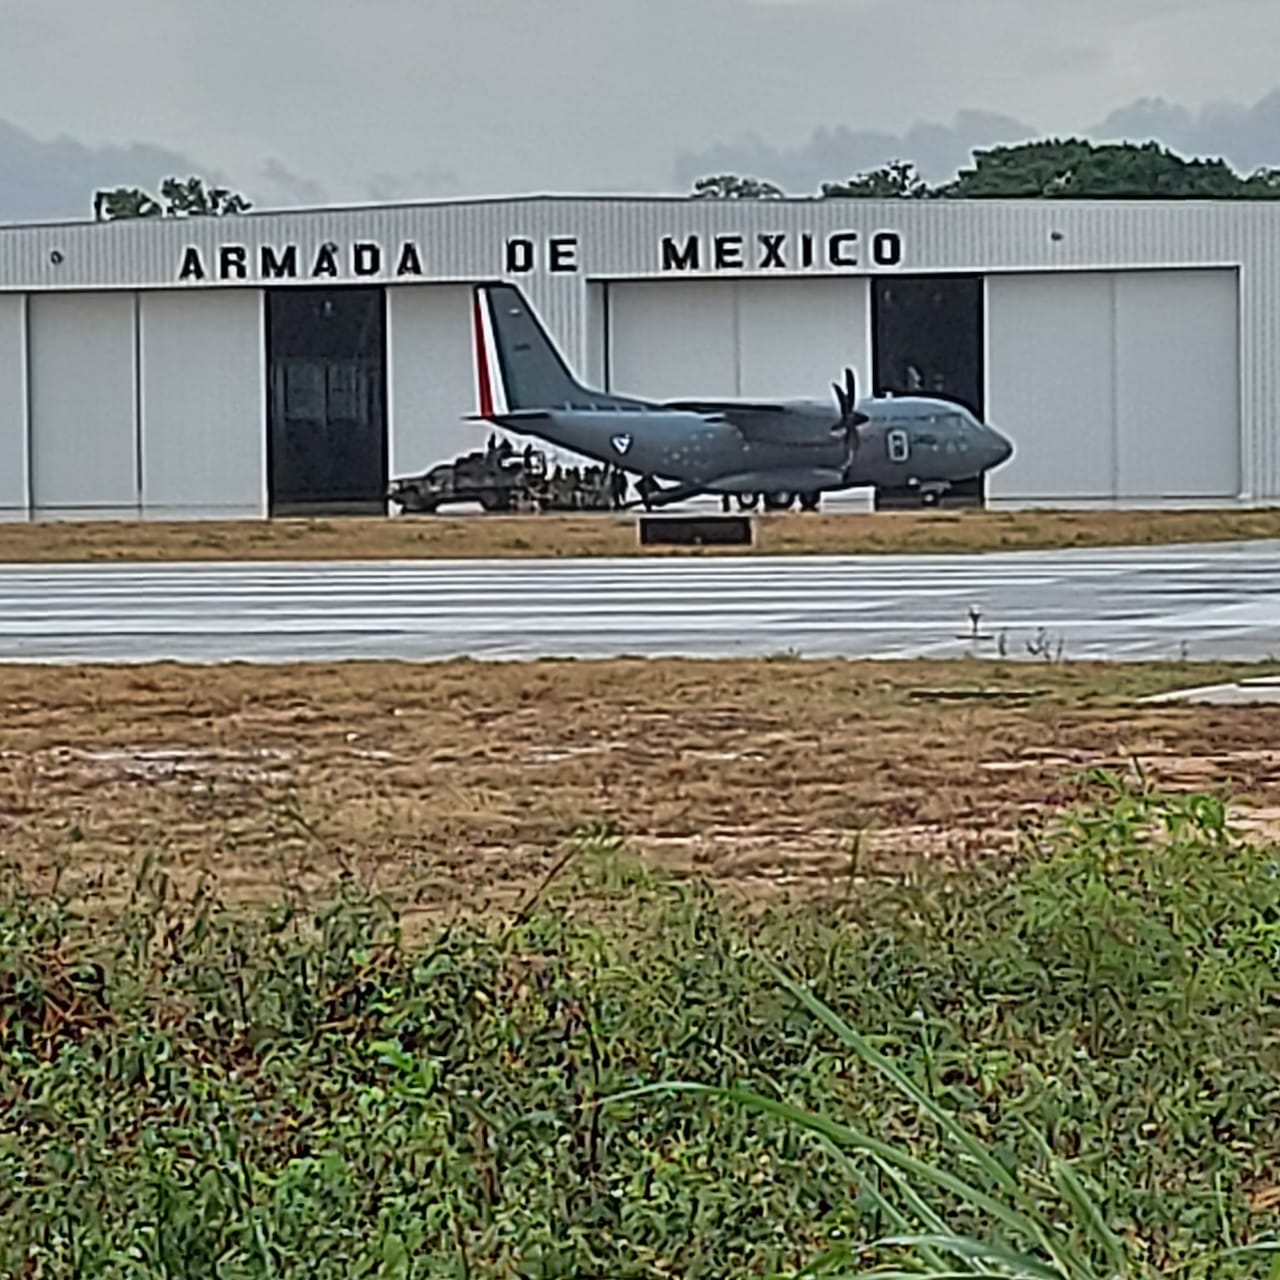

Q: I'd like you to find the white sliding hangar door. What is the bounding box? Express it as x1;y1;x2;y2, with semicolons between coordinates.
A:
27;289;268;519
386;284;477;476
139;289;267;519
0;294;27;518
605;277;872;402
985;268;1240;505
28;291;141;518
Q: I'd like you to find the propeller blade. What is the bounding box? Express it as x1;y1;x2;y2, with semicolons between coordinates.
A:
832;366;866;436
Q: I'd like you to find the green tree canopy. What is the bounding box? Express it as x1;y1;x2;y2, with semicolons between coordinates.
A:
939;138;1280;198
691;173;784;199
93;176;252;221
821;159;931;199
693;138;1280;199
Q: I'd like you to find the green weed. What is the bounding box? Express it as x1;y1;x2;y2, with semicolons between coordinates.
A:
2;782;1279;1276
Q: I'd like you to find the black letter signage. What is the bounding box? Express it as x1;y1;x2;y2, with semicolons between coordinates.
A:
505;238;534;273
178;237;430;283
549;236;578;272
173;224;904;284
657;228;903;274
872;231;902;266
758;232;785;268
827;232;858;267
396;242;423;276
353;242;382;277
261;245;297;279
661;235;700;271
178;246;206;281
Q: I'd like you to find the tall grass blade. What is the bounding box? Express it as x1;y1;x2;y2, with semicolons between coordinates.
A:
603;1081;1075;1265
762;956;1021;1198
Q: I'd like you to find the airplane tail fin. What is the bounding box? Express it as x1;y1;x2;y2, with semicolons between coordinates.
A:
472;281;594;416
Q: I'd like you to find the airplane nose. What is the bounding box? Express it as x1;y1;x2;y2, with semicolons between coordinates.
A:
990;431;1014;467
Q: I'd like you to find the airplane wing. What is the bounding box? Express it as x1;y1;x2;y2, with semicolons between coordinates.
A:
664;399;822;441
464;409;552;422
663;399;795;417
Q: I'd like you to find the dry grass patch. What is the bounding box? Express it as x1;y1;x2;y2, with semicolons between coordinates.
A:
4;505;1280;562
2;657;1279;933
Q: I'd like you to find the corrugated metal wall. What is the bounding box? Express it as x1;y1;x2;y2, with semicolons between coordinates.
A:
0;195;1270;288
0;294;27;517
0;196;1274;505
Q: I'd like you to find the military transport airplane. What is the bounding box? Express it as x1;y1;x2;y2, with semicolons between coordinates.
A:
468;280;1014;510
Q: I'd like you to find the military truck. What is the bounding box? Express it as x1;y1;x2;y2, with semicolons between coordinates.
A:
387;437;628;514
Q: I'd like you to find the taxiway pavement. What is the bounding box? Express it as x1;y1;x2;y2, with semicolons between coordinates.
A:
1;539;1280;665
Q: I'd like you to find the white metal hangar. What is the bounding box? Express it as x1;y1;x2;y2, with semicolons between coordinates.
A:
0;193;1269;519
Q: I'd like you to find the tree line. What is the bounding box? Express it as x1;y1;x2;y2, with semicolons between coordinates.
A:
92;176;252;220
91;138;1280;222
691;138;1280;200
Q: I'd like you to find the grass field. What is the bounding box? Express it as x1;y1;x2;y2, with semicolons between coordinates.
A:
4;656;1280;928
6;656;1280;1275
6;504;1280;562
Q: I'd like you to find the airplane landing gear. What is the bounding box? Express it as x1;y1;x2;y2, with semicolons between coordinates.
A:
917;480;950;508
731;491;820;512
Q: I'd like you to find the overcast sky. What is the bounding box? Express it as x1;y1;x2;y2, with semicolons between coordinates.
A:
2;0;1279;221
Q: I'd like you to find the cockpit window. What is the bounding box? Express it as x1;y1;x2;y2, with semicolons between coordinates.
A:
916;411;974;432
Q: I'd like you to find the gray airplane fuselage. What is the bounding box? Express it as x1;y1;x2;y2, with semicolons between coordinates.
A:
499;394;1012;497
469;280;1014;503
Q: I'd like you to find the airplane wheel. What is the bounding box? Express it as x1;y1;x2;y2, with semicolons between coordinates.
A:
921;490;941;508
799;491;821;512
763;491;794;512
736;493;760;511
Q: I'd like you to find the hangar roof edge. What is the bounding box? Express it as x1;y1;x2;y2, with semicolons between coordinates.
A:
3;189;1280;234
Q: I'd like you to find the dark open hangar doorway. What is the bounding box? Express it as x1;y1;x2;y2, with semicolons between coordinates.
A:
871;272;986;509
265;286;389;516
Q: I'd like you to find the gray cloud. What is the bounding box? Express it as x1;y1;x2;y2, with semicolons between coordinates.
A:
1092;91;1280;175
0;118;224;224
255;159;329;210
673;90;1280;193
366;167;463;203
0;117;334;223
9;85;1280;227
673;110;1035;191
2;0;1280;224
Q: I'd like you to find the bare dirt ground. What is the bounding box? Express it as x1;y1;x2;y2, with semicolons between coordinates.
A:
2;658;1279;934
5;506;1280;562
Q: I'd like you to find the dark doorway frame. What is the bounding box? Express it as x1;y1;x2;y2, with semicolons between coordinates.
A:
871;273;986;507
265;285;389;516
870;273;985;414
